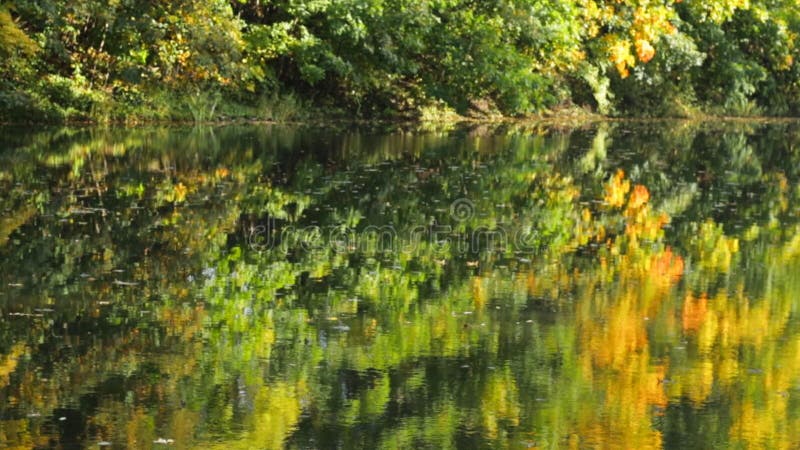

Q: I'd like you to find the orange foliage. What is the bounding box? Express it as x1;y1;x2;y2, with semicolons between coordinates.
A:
627;184;650;211
682;293;708;333
635;39;655;63
650;247;685;285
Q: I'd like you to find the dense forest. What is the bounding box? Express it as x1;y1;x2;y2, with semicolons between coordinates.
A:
1;0;799;122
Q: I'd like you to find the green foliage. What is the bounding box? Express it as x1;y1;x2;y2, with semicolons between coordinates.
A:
256;92;306;122
0;0;799;122
611;28;706;117
184;89;221;123
679;1;800;116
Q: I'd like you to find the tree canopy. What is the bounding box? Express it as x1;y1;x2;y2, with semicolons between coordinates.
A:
1;0;799;121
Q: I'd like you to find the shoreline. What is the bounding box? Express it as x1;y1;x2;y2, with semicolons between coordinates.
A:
3;110;800;128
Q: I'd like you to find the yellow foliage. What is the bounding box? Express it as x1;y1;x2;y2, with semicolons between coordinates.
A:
0;7;39;57
207;381;307;450
0;343;27;389
173;182;188;203
0;418;36;449
779;228;800;262
607;37;635;78
684;359;714;405
472;276;488;309
480;369;521;438
584;290;649;370
604;169;631;207
0;205;36;248
125;408;155;449
690;220;740;272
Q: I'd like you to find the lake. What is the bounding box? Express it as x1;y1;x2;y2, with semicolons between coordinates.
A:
1;122;799;449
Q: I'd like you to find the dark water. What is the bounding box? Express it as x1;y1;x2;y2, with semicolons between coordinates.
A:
1;122;799;449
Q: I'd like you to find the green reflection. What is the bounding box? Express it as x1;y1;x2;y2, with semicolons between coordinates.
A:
0;122;799;449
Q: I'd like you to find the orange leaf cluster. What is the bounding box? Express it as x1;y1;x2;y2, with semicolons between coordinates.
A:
681;293;708;333
635;39;655;63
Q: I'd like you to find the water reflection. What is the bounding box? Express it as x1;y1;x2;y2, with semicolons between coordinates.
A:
0;122;799;448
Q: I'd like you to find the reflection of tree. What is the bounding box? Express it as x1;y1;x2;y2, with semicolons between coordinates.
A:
0;122;799;448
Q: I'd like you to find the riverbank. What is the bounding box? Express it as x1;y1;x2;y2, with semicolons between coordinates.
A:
3;98;800;128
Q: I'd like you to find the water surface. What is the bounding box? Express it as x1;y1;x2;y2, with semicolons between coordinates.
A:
1;122;800;449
